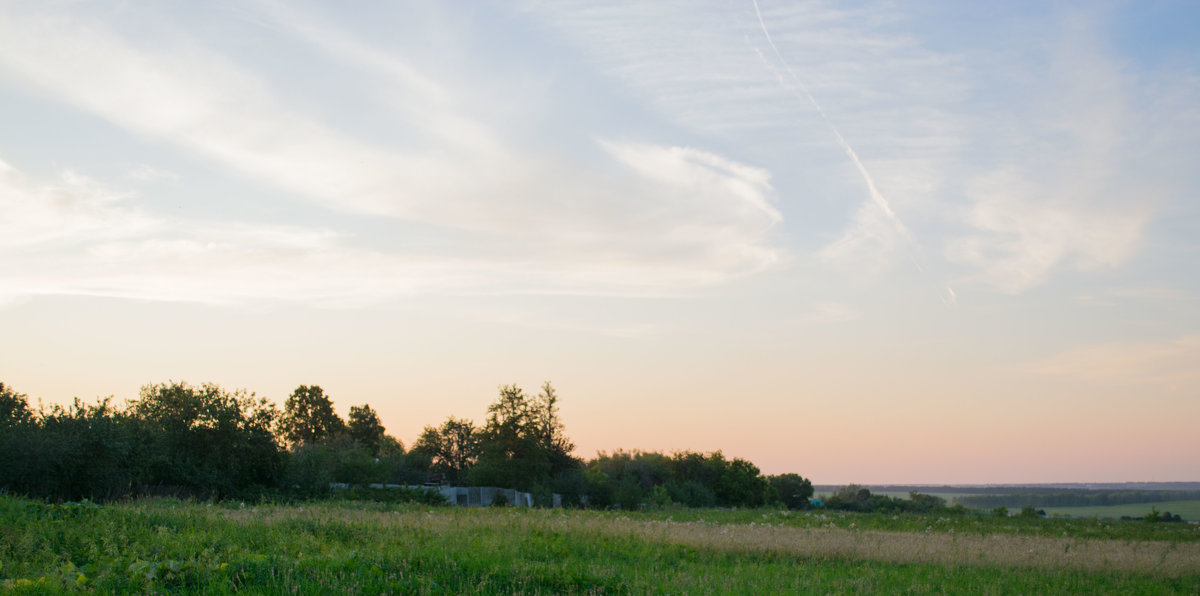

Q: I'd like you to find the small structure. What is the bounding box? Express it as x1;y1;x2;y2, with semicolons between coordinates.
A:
360;483;560;507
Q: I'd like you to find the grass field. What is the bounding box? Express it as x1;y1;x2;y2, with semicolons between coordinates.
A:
2;496;1199;593
1047;500;1200;522
869;491;1200;522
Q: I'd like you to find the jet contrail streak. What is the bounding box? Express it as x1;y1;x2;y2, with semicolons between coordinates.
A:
750;0;909;236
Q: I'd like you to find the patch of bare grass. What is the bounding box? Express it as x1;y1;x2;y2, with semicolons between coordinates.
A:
623;520;1200;577
211;505;1200;577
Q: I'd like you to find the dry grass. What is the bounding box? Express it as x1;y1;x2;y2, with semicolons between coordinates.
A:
626;520;1200;577
211;505;1200;578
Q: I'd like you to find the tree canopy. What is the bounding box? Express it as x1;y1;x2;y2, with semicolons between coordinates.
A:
280;385;345;447
0;378;801;510
347;404;386;456
412;416;479;484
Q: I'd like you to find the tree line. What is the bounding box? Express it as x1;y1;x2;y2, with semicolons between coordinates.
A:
820;485;963;514
0;380;812;509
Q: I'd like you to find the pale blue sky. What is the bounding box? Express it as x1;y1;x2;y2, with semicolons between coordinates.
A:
1;1;1197;483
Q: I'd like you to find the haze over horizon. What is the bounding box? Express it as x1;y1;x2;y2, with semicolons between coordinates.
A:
2;1;1197;485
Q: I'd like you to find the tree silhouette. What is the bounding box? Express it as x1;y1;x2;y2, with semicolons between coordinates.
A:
280;385;345;448
347;404;386;456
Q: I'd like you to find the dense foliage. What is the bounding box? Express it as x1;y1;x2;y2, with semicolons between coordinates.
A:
0;380;811;510
821;485;963;514
584;449;785;510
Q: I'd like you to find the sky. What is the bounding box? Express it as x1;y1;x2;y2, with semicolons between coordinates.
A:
1;0;1198;485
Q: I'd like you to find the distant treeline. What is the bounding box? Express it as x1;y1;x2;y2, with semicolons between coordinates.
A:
957;491;1200;509
820;485;964;515
0;380;811;510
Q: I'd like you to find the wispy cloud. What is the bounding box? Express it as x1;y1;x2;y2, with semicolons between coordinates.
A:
0;153;782;306
751;0;914;271
941;286;957;307
945;9;1195;294
0;159;435;306
0;3;786;305
527;2;1198;297
0;160;158;252
523;0;964;277
0;6;465;221
3;2;1195;309
946;168;1150;294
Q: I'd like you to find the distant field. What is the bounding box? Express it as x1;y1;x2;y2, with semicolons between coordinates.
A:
1047;500;1200;522
865;490;1200;522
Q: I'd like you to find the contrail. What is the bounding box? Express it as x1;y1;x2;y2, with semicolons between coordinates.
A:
750;0;910;239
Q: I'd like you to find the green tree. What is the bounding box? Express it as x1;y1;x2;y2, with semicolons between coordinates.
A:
0;382;32;429
585;449;779;510
909;491;948;512
768;473;814;510
412;416;480;483
532;382;576;470
347;404;386;456
31;398;138;501
0;382;34;495
280;385;345;447
711;453;772;508
129;381;283;497
470;384;548;491
826;484;874;511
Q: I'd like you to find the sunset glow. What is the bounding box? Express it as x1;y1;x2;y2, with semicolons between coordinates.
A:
2;1;1197;484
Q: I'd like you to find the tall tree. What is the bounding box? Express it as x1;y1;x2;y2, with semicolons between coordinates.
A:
487;384;531;446
412;416;479;483
0;381;32;429
533;382;573;456
470;384;547;491
347;404;386;456
280;385;345;448
532;382;579;476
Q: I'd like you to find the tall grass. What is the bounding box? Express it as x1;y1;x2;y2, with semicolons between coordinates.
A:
1;497;1197;593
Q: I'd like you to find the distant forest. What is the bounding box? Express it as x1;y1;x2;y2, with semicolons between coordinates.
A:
0;380;814;509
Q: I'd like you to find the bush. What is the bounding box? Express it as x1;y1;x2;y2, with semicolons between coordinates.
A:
769;474;814;510
1019;505;1045;518
1144;507;1185;523
332;485;449;506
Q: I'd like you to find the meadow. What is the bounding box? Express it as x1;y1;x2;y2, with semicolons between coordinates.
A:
867;490;1200;522
2;496;1199;594
1045;500;1200;522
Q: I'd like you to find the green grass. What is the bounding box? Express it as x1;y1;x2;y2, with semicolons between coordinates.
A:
1;496;1198;594
869;491;1200;522
1047;500;1200;522
630;505;1200;542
